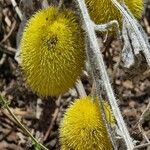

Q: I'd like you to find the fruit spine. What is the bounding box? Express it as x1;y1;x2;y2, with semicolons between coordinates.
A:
20;6;85;96
59;96;114;150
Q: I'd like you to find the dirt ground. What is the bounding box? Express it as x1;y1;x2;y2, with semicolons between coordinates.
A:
0;0;150;150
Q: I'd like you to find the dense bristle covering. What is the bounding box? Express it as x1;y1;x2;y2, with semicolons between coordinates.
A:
59;97;113;150
20;6;85;96
85;0;143;26
102;100;115;126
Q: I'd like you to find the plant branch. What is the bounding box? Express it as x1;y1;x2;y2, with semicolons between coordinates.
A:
110;0;150;66
133;143;150;150
75;79;87;97
0;94;48;150
75;0;134;149
10;0;23;21
94;20;122;43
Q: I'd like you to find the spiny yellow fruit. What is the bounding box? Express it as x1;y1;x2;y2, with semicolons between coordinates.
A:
20;6;85;96
59;96;114;150
102;100;115;126
85;0;143;27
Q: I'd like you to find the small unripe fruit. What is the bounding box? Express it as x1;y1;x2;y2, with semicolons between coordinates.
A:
59;96;114;150
20;7;85;96
85;0;143;27
102;100;115;126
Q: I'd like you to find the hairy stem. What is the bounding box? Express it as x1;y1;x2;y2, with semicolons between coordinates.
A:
75;0;134;149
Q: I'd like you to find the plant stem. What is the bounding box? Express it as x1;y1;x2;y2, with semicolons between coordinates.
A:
0;94;48;150
111;0;150;66
75;0;134;149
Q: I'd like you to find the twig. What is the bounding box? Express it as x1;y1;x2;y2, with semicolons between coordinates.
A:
0;20;16;44
137;101;150;142
0;94;48;150
10;0;23;21
94;20;121;43
133;143;150;149
75;0;134;149
94;20;123;79
43;96;61;142
0;141;24;150
143;69;150;79
0;54;7;67
36;98;43;120
2;108;33;118
1;109;18;129
0;44;16;55
75;79;87;97
43;108;59;142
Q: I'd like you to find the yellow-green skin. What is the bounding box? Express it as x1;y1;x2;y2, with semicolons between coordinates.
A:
85;0;143;27
20;7;85;96
102;100;115;126
59;97;113;150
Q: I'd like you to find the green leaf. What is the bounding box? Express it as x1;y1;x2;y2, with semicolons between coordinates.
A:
33;142;42;150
